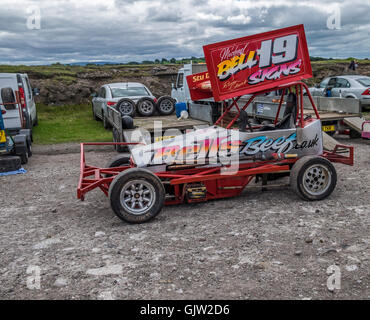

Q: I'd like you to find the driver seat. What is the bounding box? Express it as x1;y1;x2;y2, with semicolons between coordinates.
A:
259;93;298;131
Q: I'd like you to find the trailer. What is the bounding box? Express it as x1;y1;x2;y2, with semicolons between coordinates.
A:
77;24;354;224
106;104;209;152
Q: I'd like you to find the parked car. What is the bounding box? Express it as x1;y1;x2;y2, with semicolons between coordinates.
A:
308;75;370;107
92;82;157;127
0;73;39;136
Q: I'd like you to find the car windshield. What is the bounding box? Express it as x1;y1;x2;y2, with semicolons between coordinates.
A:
110;87;149;98
356;78;370;87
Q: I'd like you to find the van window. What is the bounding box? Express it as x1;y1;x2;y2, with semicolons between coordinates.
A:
177;73;184;88
25;77;32;99
1;87;16;110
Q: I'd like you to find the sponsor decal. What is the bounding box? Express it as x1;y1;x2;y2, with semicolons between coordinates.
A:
240;133;319;155
203;25;312;101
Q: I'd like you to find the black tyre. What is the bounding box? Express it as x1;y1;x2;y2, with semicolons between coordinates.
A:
290;156;337;201
122;115;134;129
116;98;135;117
349;129;361;139
0;156;21;173
109;168;165;223
156;96;175;115
104;155;130;177
33;112;39;126
105;155;130;168
19;151;28;165
27;141;32;157
136;98;156;117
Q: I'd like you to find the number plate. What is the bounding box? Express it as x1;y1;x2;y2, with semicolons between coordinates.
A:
155;136;175;142
0;130;6;143
322;125;335;132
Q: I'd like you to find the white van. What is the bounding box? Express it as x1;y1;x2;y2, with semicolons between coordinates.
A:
0;73;38;135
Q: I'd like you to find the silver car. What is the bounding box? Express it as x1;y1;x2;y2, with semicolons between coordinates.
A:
309;75;370;107
92;82;157;127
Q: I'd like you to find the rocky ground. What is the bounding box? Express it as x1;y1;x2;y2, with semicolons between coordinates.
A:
0;138;369;300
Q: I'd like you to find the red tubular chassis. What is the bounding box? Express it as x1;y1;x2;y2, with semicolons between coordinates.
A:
77;82;354;207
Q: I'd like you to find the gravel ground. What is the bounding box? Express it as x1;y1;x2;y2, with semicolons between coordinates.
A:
0;138;369;300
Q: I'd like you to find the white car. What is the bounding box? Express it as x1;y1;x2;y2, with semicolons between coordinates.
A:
0;73;39;135
308;75;370;108
92;82;157;127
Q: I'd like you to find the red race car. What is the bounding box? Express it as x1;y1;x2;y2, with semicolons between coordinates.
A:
77;25;353;223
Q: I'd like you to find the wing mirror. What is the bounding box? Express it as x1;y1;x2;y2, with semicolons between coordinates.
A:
90;92;98;98
33;88;40;96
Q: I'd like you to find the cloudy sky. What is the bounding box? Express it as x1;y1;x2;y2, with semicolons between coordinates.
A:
0;0;369;65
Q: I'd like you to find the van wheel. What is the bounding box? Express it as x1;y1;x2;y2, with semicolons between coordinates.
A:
109;168;165;223
20;151;28;165
34;113;39;126
290;156;337;201
27;142;32;157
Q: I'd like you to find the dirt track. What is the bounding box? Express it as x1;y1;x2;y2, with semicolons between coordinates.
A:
0;138;369;300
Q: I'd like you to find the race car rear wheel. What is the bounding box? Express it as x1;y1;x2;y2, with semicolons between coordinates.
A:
104;155;130;178
290;156;337;201
109;168;165;223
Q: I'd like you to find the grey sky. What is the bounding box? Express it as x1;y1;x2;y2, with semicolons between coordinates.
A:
0;0;369;65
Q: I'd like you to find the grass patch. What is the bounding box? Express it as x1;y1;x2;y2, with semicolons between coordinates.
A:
32;104;112;145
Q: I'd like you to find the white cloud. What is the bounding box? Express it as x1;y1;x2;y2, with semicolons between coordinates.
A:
0;0;368;64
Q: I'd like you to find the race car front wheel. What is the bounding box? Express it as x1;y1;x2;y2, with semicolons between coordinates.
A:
109;168;165;223
290;156;337;201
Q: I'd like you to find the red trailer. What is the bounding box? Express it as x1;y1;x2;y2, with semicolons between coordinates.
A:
77;25;354;223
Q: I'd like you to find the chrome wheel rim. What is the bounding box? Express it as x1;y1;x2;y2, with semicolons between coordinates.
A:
160;99;173;112
120;180;156;215
303;164;331;196
119;102;133;115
